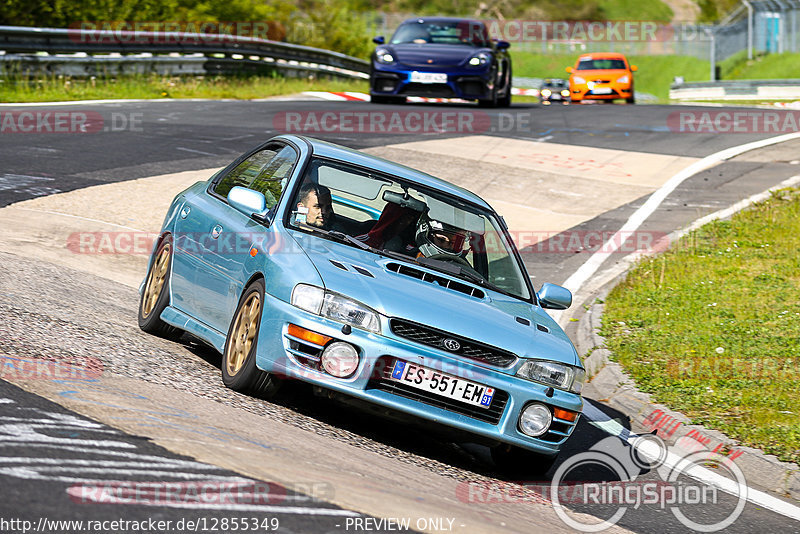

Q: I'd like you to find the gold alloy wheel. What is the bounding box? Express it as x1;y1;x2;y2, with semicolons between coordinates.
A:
141;243;171;318
226;292;261;376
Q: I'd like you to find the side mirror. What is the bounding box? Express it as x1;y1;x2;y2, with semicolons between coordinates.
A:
495;40;510;50
565;66;573;73
538;283;572;310
373;36;385;44
631;65;638;72
228;186;267;220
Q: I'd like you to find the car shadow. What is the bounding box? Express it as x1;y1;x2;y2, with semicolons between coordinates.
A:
176;332;642;484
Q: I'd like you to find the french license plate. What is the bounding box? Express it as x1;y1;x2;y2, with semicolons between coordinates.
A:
390;360;495;408
591;87;612;94
410;71;447;84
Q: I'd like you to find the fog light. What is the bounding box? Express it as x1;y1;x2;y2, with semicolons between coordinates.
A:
320;342;359;378
519;403;552;437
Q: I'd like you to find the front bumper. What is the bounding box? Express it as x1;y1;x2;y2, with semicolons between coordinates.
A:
571;83;633;100
257;292;583;456
371;64;495;100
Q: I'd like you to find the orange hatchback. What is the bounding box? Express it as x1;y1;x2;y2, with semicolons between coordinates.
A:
566;53;637;104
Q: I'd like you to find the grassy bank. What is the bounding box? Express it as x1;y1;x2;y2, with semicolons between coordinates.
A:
0;74;368;103
720;50;800;80
600;189;800;464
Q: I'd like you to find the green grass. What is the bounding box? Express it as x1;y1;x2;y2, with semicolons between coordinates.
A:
601;189;800;464
720;50;800;80
0;74;369;103
511;52;710;101
596;0;674;22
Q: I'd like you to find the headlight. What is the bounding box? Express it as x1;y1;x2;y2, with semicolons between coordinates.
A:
561;89;570;97
291;284;324;314
517;360;585;393
572;76;586;85
617;75;630;84
540;89;552;97
375;48;395;64
291;284;380;333
468;52;490;67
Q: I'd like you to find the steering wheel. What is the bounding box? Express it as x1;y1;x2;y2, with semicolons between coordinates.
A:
425;253;472;269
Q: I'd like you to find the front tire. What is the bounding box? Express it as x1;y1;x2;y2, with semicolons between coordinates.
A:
138;236;180;338
477;88;498;108
497;65;512;108
222;279;280;397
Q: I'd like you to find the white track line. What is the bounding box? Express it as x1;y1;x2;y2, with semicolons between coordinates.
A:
553;130;800;326
582;403;800;522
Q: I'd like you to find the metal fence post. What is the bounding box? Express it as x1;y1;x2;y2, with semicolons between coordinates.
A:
743;0;754;58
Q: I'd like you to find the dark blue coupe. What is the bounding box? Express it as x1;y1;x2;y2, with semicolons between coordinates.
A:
370;18;512;107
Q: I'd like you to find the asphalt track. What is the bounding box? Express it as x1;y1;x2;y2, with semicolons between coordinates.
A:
1;97;799;533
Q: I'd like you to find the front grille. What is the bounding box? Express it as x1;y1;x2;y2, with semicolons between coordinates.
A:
370;357;509;424
390;319;517;368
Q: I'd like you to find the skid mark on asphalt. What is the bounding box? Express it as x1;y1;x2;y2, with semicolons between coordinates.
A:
0;173;61;197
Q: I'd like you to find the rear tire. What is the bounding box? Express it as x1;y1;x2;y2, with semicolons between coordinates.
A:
138;236;180;338
222;279;281;397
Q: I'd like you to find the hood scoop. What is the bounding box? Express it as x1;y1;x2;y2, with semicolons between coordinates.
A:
386;262;485;299
328;260;375;278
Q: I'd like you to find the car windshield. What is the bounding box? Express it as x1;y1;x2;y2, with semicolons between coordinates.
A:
390;20;490;47
287;157;531;300
576;58;627;70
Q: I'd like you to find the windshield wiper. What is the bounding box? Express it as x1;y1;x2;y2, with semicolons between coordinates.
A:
298;224;414;262
416;256;507;294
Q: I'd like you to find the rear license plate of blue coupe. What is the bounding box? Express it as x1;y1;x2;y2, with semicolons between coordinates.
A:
391;360;495;408
410;71;447;84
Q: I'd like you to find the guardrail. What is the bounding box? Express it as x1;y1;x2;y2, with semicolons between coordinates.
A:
670;80;800;101
0;25;370;79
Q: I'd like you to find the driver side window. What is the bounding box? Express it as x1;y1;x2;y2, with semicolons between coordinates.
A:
214;144;297;208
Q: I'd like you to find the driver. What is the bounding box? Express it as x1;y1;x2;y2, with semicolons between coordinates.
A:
415;215;471;259
296;183;335;229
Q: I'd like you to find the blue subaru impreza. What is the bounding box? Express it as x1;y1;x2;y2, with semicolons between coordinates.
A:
139;135;582;472
370;17;512;107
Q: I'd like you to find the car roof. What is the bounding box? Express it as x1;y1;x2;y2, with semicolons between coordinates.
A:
278;135;492;210
399;17;485;27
